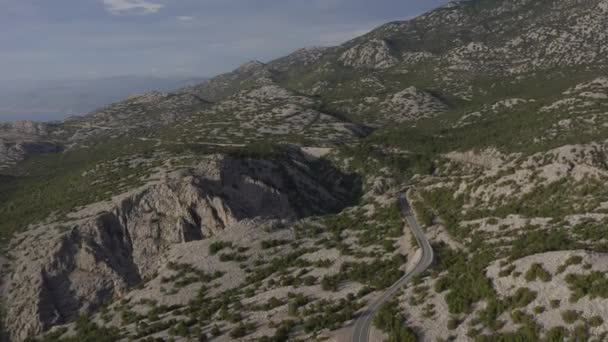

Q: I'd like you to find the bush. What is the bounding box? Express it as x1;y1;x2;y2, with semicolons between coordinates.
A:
477;287;537;331
571;324;590;341
561;310;581;324
302;298;363;333
557;255;583;273
210;325;221;336
209;241;233;255
565;271;608;302
545;326;569;341
261;239;289;249
433;244;495;314
588;315;604;327
373;300;417;342
218;252;247;262
447;317;461;330
229;322;256;338
533;306;545;314
509;229;575;260
413;202;434;227
524;263;552;282
258;320;296;342
321;274;342;291
37;315;122;342
498;264;516;277
287;293;309;317
511;287;537;308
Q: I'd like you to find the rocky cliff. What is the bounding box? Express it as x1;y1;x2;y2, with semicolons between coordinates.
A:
0;122;61;169
2;150;360;340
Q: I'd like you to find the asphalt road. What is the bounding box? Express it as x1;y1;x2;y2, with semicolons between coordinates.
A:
351;192;434;342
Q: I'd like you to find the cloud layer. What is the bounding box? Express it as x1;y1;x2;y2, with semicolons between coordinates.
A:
102;0;164;15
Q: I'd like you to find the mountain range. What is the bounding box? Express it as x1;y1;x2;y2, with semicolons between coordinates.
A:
0;76;207;122
2;0;608;341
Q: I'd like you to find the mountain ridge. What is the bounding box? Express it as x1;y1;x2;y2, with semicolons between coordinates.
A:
4;0;608;340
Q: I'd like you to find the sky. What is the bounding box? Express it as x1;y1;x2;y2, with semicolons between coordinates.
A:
0;0;449;82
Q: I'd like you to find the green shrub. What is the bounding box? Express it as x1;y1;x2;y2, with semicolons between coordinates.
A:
561;310;581;324
229;322;256;338
545;326;569;341
588;315;604;327
565;271;608;302
433;244;495;314
209;241;233;255
258;320;296;342
261;239;289;249
302;298;363;333
498;264;516;277
524;263;552;282
557;255;583;273
571;324;590;341
509;229;575;260
447;317;461;330
511;287;537;308
210;325;221;336
35;315;122;342
373;300;416;342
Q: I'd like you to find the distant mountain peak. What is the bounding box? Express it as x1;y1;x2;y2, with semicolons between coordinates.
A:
236;60;266;72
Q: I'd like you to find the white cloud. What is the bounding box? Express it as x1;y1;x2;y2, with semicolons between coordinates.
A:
102;0;164;15
177;16;194;21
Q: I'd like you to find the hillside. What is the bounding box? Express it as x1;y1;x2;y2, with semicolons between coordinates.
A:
0;76;207;122
3;0;608;341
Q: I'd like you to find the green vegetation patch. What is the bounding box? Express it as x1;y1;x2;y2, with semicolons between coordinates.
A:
565;271;608;302
30;315;122;342
433;243;495;314
524;263;552;282
373;300;417;342
557;255;583;274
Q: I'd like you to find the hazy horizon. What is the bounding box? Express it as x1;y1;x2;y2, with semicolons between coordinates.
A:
0;0;450;121
0;75;207;122
0;0;449;82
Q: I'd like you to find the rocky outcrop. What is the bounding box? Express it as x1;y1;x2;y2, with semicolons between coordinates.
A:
185;60;273;103
65;91;210;135
339;39;399;69
0;122;61;169
175;82;369;144
0;121;49;137
0;139;61;169
380;87;448;122
2;151;361;340
269;47;330;71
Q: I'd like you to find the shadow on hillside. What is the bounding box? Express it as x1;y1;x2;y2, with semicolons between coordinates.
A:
211;147;363;221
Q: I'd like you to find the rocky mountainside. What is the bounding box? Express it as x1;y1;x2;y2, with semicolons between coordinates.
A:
0;121;61;170
0;76;207;122
3;0;608;341
3;149;360;341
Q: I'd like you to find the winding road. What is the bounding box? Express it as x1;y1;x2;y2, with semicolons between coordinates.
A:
351;192;434;342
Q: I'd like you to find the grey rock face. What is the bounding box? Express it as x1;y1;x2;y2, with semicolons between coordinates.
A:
185;60;272;103
2;152;360;340
4;213;139;341
339;39;398;69
0;121;49;137
0;122;61;169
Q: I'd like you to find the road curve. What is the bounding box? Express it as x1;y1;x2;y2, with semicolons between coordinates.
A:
351;192;434;342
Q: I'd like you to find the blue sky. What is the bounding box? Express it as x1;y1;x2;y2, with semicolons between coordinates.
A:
0;0;449;81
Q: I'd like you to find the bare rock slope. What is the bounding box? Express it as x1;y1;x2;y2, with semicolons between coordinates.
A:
2;150;360;340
